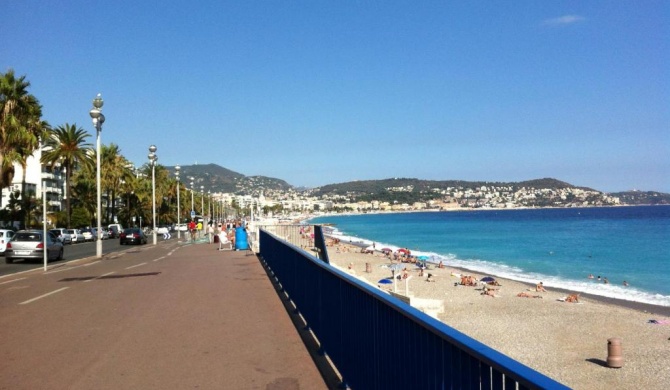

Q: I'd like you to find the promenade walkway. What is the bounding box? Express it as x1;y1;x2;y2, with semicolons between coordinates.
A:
0;238;332;389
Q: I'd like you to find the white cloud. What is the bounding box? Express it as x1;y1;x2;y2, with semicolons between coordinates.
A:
542;15;586;27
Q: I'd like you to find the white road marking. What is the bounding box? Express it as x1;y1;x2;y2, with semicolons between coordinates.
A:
125;262;146;270
0;277;26;285
19;287;70;305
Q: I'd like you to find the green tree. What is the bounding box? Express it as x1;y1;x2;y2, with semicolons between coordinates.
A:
41;123;93;228
100;144;133;224
0;70;46;211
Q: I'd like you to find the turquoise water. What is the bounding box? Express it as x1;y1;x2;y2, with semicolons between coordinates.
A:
310;206;670;307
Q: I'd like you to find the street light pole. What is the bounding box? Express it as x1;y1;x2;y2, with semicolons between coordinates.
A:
200;185;205;220
89;94;105;259
190;180;194;214
175;165;181;240
148;145;158;245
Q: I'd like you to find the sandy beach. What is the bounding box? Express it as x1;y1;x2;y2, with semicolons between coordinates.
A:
326;242;670;390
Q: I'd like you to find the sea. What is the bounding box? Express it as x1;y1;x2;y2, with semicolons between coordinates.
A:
309;205;670;307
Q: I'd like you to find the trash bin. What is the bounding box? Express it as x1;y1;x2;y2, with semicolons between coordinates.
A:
607;338;623;368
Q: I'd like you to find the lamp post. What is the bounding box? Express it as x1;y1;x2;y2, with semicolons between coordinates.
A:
89;93;105;259
175;165;181;239
148;145;158;245
190;180;195;214
200;185;205;220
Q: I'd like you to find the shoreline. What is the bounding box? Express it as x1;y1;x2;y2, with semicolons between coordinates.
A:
327;234;670;313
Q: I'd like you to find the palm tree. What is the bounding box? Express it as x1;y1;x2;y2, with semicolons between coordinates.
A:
0;70;40;207
100;144;134;224
41;123;93;228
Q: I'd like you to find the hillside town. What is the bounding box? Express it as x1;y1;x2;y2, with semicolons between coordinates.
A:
231;184;622;217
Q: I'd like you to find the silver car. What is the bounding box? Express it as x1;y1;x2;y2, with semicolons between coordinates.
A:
66;229;85;244
49;228;72;245
5;230;64;264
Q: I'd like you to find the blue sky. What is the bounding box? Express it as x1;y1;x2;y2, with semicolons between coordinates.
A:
3;1;668;192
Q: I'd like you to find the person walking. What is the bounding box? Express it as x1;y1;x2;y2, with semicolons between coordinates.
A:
188;220;196;243
207;223;214;244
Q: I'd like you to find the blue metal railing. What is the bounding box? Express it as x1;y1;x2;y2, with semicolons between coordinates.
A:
259;229;569;389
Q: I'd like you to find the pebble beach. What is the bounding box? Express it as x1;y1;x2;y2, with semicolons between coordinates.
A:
327;242;670;390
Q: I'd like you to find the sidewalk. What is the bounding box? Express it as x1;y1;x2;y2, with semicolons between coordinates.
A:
0;239;333;389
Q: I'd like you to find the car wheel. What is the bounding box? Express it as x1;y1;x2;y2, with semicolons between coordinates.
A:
57;248;63;261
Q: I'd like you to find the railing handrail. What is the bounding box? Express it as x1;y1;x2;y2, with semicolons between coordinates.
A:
259;228;568;389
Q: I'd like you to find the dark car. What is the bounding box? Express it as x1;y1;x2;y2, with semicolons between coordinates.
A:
5;230;64;264
119;228;147;245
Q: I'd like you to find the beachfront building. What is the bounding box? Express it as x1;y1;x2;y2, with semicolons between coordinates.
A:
0;148;65;227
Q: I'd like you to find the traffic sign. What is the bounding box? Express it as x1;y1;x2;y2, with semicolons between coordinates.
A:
190;210;196;218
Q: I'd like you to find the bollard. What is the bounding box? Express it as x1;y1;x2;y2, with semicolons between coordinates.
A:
606;338;623;368
365;263;371;273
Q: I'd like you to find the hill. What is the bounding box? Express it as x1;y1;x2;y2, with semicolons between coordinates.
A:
160;164;668;206
166;163;292;195
311;177;591;197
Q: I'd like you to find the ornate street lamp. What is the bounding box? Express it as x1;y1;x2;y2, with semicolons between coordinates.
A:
89;94;105;258
175;165;181;239
148;145;158;245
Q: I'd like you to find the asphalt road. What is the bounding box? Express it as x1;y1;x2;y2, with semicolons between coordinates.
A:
0;235;178;277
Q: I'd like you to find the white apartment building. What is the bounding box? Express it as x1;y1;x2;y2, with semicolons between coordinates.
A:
0;148;65;214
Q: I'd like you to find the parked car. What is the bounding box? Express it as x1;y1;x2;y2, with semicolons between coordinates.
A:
66;229;85;244
92;227;110;240
5;230;64;264
119;228;147;245
0;229;16;256
175;224;188;232
108;224;123;238
156;226;170;235
49;228;72;245
80;228;95;242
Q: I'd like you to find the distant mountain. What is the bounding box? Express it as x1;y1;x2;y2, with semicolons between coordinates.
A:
609;191;670;205
166;163;292;195
311;177;592;197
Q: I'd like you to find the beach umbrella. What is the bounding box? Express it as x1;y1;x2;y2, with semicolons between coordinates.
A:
381;247;392;252
398;248;409;253
480;276;496;282
378;279;393;284
417;255;429;261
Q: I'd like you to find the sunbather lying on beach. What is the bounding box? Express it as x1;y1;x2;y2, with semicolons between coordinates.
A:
517;292;543;298
426;273;435;282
